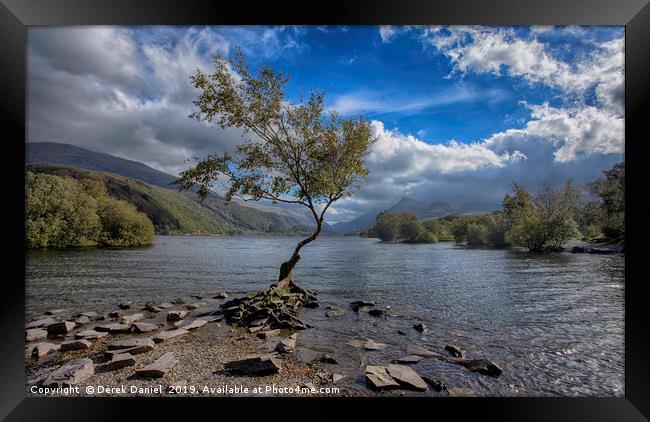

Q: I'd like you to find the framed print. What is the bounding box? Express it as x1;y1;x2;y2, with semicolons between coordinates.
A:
1;0;648;420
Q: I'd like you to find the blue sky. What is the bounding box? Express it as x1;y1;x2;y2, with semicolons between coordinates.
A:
27;25;625;222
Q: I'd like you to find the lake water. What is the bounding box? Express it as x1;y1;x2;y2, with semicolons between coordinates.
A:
25;235;625;396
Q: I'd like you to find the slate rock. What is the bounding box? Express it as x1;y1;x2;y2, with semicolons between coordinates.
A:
118;302;132;310
316;354;338;364
363;339;387;351
167;310;189;322
47;321;76;335
186;302;207;310
26;328;48;342
406;344;443;358
43;358;94;387
256;329;281;340
391;355;422;364
445;344;465;358
422;375;448;392
152;329;189;343
132;322;161;333
213;292;228;299
446;358;502;376
26;317;58;329
274;334;297;354
135;352;177;378
108;337;154;351
350;301;375;312
368;308;388;317
104;353;136;371
365;365;400;390
174;319;208;331
60;339;92;352
225;354;281;375
325;308;345;318
386;364;428;391
448;387;475;397
95;323;132;333
30;342;60;360
75;330;109;340
121;314;145;325
44;309;66;316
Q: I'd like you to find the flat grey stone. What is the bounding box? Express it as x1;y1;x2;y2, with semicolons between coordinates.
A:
274;334;297;354
346;339;366;348
363;339;387;351
448;387;475;397
444;344;466;358
174;319;207;331
120;314;144;325
152;329;189;343
26;317;58;329
256;329;281;340
43;358;94;387
422;375;448;392
387;364;428;391
74;315;91;326
406;344;443;358
104;353;136;371
60;339;92;352
365;366;400;390
391;355;423;364
446;358;503;376
158;303;174;309
75;330;109;340
30;342;60;359
132;322;161;333
118;301;132;310
167;310;189;322
95;323;131;333
213;292;228;299
135;352;177;378
225;354;281;375
26;328;48;342
44;309;66;316
47;321;76;335
186;302;207;310
108;338;154;351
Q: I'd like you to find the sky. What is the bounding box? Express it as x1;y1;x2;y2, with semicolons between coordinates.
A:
27;25;625;223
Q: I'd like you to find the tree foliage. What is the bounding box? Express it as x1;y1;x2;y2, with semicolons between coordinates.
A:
25;171;155;248
176;50;375;279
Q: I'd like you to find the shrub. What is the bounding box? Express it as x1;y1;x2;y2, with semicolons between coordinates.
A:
26;171;155;248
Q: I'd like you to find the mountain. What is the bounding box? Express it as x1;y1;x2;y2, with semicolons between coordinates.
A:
25;142;320;233
27;164;314;235
330;196;495;234
26;142;179;189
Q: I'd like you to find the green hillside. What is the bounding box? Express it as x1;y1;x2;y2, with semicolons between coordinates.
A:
27;164;310;235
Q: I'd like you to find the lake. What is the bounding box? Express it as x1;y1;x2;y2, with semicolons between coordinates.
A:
25;235;625;396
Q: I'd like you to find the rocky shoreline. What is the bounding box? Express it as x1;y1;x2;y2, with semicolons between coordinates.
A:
25;291;503;397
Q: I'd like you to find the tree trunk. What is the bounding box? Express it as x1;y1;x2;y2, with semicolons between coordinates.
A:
276;220;322;284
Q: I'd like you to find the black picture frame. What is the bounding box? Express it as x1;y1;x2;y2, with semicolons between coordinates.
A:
2;0;648;420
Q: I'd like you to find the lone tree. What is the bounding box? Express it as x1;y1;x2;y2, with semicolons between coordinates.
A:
176;50;376;289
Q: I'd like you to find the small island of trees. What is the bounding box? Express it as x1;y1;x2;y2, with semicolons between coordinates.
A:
362;162;624;252
25;171;155;248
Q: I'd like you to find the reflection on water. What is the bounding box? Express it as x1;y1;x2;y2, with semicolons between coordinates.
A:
25;235;624;396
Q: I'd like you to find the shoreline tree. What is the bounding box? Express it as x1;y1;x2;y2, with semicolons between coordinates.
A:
176;50;376;293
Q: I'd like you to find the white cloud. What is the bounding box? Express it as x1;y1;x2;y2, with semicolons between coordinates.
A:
379;26;398;43
421;26;624;114
329;85;507;115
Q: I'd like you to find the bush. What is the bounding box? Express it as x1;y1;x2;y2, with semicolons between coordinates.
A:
26;171;155;248
26;172;102;248
466;223;488;247
416;230;438;243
